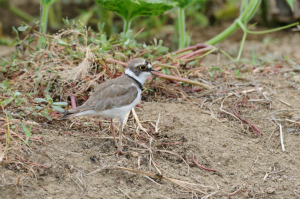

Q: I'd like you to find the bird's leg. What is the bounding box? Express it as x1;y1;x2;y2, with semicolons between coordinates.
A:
116;120;124;154
110;119;117;147
98;120;102;131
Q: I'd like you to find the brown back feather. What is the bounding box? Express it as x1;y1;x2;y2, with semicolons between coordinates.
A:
59;75;139;119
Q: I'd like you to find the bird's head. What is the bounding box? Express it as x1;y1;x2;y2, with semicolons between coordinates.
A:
125;58;158;85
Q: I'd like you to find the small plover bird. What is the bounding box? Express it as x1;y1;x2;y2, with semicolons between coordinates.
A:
60;58;158;153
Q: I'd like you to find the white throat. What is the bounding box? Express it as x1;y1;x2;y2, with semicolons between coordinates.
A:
125;69;151;85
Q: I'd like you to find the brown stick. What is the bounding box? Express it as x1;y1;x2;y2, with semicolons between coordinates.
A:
106;59;127;67
192;155;217;172
153;72;212;90
232;101;263;135
99;59;114;79
71;95;76;109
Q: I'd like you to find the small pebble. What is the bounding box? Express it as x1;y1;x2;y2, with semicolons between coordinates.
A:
266;187;275;194
131;151;139;157
179;170;186;176
293;75;300;83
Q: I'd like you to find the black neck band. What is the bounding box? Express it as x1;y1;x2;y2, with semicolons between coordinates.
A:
125;74;143;90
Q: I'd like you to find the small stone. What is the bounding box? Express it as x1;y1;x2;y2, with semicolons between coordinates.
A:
286;128;296;133
293;75;300;83
244;175;248;179
266;187;275;194
179;170;186;176
117;160;123;165
69;165;74;171
131;151;139;157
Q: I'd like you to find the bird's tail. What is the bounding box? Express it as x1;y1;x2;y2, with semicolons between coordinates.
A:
58;110;77;120
58;105;90;120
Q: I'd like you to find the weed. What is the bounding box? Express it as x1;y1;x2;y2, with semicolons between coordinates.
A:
21;121;33;145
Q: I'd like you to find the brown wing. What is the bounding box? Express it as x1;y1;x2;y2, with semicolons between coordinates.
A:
67;81;138;114
64;79;114;114
93;85;138;111
60;76;139;120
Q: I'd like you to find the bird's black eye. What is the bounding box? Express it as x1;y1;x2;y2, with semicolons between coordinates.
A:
140;65;147;71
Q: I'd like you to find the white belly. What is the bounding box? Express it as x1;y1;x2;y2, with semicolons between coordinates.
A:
74;90;141;121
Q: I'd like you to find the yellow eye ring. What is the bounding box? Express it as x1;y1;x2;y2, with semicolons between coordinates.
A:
140;65;147;71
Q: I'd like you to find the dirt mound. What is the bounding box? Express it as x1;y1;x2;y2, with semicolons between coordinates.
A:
1;33;300;198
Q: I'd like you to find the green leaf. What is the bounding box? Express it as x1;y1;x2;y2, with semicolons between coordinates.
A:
294;65;300;72
47;53;54;59
95;0;174;21
52;105;65;112
21;121;32;145
235;69;241;77
286;0;296;11
12;26;18;36
97;22;105;32
17;26;29;32
41;112;52;121
1;97;14;107
171;0;208;8
162;67;171;75
14;91;21;96
57;39;68;46
21;122;28;133
35;105;43;110
45;94;53;104
34;98;47;103
39;0;57;6
53;102;68;106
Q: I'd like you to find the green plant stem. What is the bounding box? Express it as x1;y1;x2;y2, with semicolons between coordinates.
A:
236;31;247;61
205;0;261;45
223;20;298;62
246;22;299;34
40;4;49;34
220;50;238;62
39;4;50;45
123;18;132;33
178;7;186;49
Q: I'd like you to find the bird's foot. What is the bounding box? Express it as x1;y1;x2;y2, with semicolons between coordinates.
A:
115;145;126;155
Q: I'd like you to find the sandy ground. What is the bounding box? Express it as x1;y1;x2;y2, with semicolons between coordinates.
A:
1;31;300;198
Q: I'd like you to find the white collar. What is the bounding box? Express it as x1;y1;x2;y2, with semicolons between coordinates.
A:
125;69;151;85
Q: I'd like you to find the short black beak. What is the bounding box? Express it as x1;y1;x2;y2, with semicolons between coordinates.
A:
149;68;160;74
